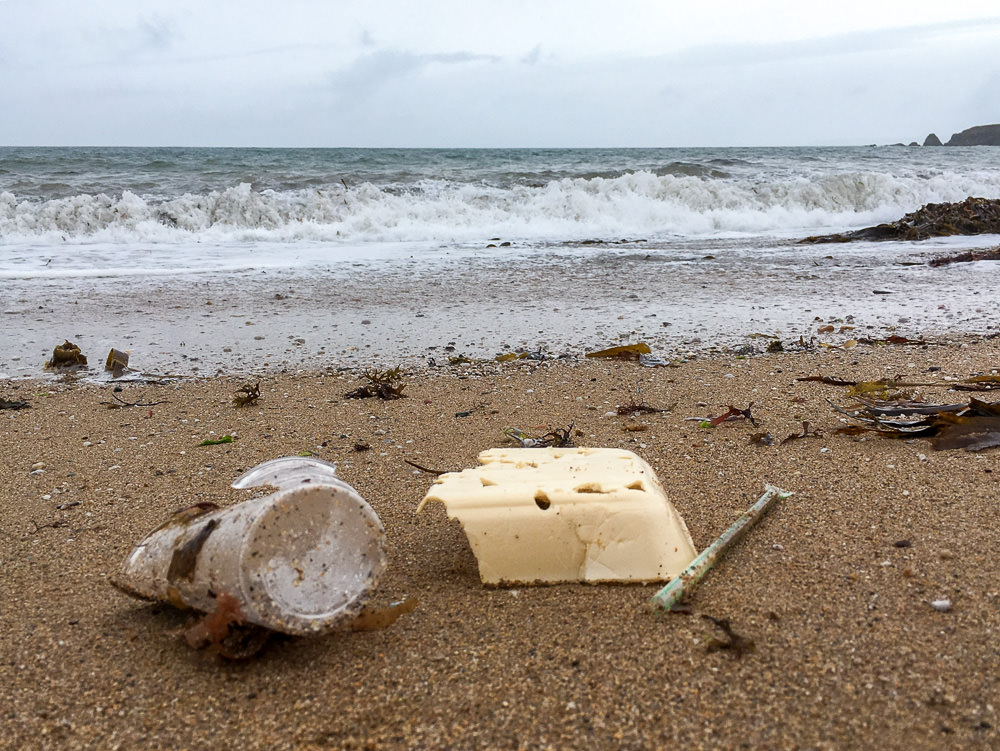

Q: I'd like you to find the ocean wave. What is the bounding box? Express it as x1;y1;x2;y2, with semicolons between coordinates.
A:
2;168;999;246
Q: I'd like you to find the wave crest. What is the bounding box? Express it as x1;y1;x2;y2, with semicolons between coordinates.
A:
3;167;999;245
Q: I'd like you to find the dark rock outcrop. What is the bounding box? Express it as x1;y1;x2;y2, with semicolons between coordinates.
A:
946;124;1000;146
800;197;1000;244
923;133;942;146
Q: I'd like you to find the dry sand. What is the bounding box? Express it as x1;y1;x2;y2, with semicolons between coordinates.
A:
3;335;1000;749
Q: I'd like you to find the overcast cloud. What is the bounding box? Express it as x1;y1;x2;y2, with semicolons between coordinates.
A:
1;0;998;147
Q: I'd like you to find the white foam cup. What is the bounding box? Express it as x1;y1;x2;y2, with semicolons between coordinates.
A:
114;457;386;635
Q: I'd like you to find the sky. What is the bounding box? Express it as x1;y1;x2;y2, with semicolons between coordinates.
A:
1;0;999;148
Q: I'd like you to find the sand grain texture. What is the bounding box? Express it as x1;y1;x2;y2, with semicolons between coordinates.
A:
3;340;1000;749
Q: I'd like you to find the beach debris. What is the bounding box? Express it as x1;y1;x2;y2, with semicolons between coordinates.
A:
749;432;775;446
639;352;673;367
691;404;758;428
182;592;272;660
24;518;71;538
929;246;1000;266
0;397;30;410
780;421;823;445
348;597;419;632
797;375;936;399
833;397;1000;451
503;423;575;448
44;339;87;369
767;340;784;353
856;335;927;346
417;447;698;585
113;456;390;638
104;348;130;378
232;381;261;407
650;485;791;612
796;375;858;387
198;434;234;446
345;366;406;400
585;343;651;360
702;615;756;657
929;598;953;612
930;405;1000;451
100;392;167;410
403;458;447;475
951;375;1000;392
800;197;1000;244
617;396;674;417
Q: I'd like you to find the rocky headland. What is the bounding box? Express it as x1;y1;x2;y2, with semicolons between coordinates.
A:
921;123;1000;146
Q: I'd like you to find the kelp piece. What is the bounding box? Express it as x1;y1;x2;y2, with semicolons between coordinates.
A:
929;246;1000;266
182;591;272;660
233;382;261;407
708;404;758;427
345;366;406;400
617;398;672;416
845;380;935;398
780;421;822;445
832;397;1000;451
931;401;1000;452
503;424;575;448
418;447;698;585
952;375;1000;392
850;335;928;346
796;375;857;387
347;597;419;632
197;435;234;446
702;615;756;657
585;343;652;360
44;340;87;369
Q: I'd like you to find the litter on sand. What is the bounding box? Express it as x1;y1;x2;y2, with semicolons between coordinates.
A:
112;456;388;636
417;447;698;585
649;485;791;613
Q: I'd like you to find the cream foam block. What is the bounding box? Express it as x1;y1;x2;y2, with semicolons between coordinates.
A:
417;447;698;585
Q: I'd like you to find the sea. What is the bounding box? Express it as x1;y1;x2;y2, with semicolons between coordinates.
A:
1;146;999;377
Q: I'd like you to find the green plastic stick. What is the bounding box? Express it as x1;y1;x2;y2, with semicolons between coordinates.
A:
649;484;792;612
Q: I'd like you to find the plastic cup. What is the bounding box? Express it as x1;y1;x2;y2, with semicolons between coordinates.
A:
114;459;386;635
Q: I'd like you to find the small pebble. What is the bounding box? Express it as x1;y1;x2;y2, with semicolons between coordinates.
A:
930;599;952;612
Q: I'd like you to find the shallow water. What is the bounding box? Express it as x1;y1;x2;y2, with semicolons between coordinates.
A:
1;146;998;378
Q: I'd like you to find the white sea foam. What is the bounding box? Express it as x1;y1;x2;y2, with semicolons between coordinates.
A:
3;166;999;248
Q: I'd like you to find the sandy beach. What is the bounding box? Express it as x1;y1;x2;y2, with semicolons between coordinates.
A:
3;330;999;749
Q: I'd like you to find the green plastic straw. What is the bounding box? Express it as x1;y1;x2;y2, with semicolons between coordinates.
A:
649;484;792;612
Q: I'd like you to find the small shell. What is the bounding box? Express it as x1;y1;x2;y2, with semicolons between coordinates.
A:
929;598;952;612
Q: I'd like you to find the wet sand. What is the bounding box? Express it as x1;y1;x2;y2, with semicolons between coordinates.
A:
2;333;999;749
3;237;999;380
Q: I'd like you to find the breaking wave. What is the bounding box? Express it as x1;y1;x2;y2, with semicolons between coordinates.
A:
3;167;1000;246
